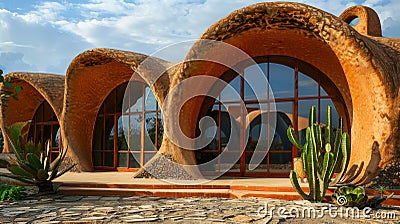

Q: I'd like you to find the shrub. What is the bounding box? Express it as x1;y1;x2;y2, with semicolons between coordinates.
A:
0;184;26;201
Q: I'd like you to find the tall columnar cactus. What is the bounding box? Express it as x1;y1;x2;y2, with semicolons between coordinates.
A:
287;105;351;202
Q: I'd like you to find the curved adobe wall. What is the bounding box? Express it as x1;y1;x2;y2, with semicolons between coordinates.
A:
0;73;64;153
339;5;382;37
63;48;172;171
164;2;399;183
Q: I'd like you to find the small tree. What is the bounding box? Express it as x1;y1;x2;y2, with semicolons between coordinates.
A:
0;69;22;153
0;69;22;107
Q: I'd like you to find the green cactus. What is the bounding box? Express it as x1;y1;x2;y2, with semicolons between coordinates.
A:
0;121;76;193
287;105;351;202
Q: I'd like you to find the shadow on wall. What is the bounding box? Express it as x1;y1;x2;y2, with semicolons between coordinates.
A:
341;141;381;185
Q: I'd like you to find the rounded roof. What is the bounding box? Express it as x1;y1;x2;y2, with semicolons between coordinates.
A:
178;2;398;95
65;48;174;105
170;2;400;183
62;48;174;171
0;72;64;153
339;5;382;37
2;72;64;118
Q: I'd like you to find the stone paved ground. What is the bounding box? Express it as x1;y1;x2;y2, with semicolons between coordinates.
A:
0;192;399;223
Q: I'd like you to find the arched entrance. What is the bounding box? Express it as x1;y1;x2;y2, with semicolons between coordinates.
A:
92;81;163;171
28;101;61;162
196;56;349;177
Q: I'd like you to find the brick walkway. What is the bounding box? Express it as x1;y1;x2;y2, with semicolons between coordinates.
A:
0;191;399;223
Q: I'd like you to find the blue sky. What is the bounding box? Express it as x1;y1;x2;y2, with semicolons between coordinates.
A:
0;0;399;74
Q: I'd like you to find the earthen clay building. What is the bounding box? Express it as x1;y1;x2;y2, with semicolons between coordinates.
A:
1;2;399;185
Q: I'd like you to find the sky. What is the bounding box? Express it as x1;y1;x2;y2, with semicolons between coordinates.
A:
0;0;399;75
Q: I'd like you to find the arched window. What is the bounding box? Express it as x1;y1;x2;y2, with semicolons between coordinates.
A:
28;101;61;162
196;56;349;177
92;81;163;171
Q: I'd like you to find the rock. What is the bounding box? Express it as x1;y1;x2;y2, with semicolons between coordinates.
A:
229;215;255;223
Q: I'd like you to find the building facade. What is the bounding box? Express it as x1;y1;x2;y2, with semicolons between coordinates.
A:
1;2;399;185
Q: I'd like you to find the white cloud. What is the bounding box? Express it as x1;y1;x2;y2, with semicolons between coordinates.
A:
20;2;67;23
0;52;36;73
0;8;93;74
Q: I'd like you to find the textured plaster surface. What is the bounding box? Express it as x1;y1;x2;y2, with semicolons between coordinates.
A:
1;3;399;184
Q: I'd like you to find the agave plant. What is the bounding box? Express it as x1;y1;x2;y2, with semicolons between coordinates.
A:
0;121;75;193
332;185;368;207
287;105;351;202
333;185;394;208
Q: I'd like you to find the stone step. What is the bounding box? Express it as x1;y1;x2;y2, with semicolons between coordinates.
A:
58;185;400;206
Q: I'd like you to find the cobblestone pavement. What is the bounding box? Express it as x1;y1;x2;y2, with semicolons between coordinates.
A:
0;193;399;223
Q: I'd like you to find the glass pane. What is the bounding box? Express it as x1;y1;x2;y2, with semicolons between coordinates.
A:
212;103;220;111
116;83;127;113
320;86;328;96
248;123;260;151
320;99;339;128
271;102;293;151
105;90;115;114
35;125;43;146
220;75;240;102
43;125;51;144
298;99;318;145
222;102;242;121
299;72;318;97
104;152;114;167
246;103;270;154
144;152;156;164
144;113;160;151
118;153;128;167
93;152;102;166
27;126;35;143
105;116;115;150
269;63;294;99
269;152;292;173
298;99;318;123
244;63;268;101
128;81;144;113
275;102;293;115
117;116;128;151
203;126;218;151
246;152;267;172
219;111;237;150
51;153;59;161
157;113;164;149
93;116;104;150
129;153;140;168
197;151;219;167
130;114;142;151
145;87;157;111
245;103;260;112
52;125;61;149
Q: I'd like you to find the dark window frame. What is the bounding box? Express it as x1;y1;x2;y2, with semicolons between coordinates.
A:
196;56;349;177
93;82;163;171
